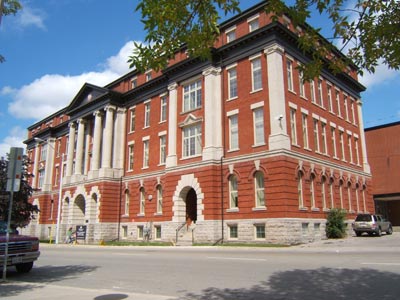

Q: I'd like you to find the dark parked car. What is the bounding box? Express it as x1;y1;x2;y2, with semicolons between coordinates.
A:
352;214;393;237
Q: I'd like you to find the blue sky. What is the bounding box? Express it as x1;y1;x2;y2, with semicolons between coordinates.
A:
0;0;399;157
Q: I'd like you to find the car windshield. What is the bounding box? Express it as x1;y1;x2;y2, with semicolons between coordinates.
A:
0;221;18;235
355;214;372;222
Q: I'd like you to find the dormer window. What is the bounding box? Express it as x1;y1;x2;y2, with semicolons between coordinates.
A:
131;77;137;89
145;71;152;82
248;14;259;32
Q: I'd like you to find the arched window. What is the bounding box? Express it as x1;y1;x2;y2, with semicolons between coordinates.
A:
329;177;335;209
139;187;145;215
157;185;163;214
254;171;265;207
339;179;344;208
355;183;360;212
229;175;238;209
310;173;316;209
298;171;304;208
347;181;352;211
124;189;130;216
321;175;327;210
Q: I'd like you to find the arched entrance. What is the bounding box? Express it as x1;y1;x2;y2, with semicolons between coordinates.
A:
186;188;197;224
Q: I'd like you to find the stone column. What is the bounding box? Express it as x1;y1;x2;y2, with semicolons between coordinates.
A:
74;118;86;175
42;138;55;192
166;82;178;168
264;43;290;150
202;66;223;161
32;144;40;189
114;108;126;172
91;110;103;171
66;122;77;177
356;99;371;173
101;105;115;170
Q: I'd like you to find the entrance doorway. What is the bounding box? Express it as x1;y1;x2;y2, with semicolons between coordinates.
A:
186;188;197;225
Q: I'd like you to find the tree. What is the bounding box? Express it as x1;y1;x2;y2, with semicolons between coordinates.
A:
0;0;23;63
129;0;400;79
0;155;39;228
325;208;347;239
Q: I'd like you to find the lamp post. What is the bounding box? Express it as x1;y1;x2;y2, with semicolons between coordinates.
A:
34;137;65;244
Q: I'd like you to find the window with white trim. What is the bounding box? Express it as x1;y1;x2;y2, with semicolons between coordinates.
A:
255;224;266;239
339;130;345;161
229;114;239;150
348;134;353;163
286;59;294;92
157;185;163;214
299;70;305;98
302;113;309;149
253;108;265;146
339;180;344;208
159;135;166;165
313;118;320;152
38;170;45;188
144;102;151;128
321;176;327;210
229;175;238;209
310;80;316;103
40;144;47;161
255;171;265;207
143;140;149;168
321;122;327;155
317;79;324;107
248;15;259;32
331;127;337;158
124;189;130;216
131;77;137;89
336;90;342;117
298;171;304;208
290;108;297;145
128;144;134;171
139;187;145;214
130;107;136;132
160;95;167;122
183;79;202;112
229;224;238;239
347;181;352;211
329;177;335;208
354;137;360;165
226;27;236;42
351;98;356;124
183;123;202;157
310;173;316;209
344;95;349;121
228;67;238;99
251;57;262;91
327;85;333;112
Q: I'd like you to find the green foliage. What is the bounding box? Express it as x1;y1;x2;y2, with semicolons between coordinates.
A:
1;0;23;63
325;208;347;239
132;0;400;77
0;155;39;228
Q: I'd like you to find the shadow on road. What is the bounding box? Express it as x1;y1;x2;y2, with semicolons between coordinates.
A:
180;267;400;300
0;264;98;298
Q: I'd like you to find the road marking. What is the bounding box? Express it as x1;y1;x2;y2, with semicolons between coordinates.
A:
207;256;267;262
361;262;400;266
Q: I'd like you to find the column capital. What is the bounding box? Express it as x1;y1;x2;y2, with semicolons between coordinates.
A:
104;105;116;112
93;110;104;117
77;118;86;125
202;66;221;77
264;43;285;56
68;121;77;129
117;107;127;114
168;82;178;91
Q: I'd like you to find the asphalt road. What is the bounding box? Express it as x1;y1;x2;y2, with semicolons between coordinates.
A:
1;233;400;300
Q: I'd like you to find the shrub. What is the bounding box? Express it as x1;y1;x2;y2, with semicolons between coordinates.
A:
326;208;347;239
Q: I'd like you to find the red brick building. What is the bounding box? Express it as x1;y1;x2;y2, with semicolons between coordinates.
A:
23;1;372;244
365;122;400;226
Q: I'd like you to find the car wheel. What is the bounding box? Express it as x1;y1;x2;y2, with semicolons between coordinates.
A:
386;226;393;235
15;262;33;273
376;228;382;237
355;231;362;237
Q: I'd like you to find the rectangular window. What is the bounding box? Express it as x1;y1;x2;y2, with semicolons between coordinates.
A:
160;96;167;122
54;166;59;187
348;134;353;163
228;67;238;99
248;15;259;32
253;108;265;146
38;170;45;188
302;114;309;149
146;71;152;82
130;108;136;132
339;131;345;161
351;99;356;124
229;225;238;239
310;80;316;103
331;127;337;158
290;108;297;145
255;224;266;239
229;175;238;208
317;79;324;107
310;176;315;209
144;102;150;128
159;135;167;165
298;173;304;208
124;192;130;216
287;60;294;92
251;57;262;91
313;119;320;152
138;226;144;238
155;226;161;239
128;144;134;171
40;144;47;161
321;123;327;155
143;140;149;168
131;77;137;89
355;138;360;165
183;80;202;112
344;95;349;121
336;90;342;117
229;115;239;150
299;70;305;98
157;186;163;214
139;189;145;215
122;226;128;238
327;85;333;112
183;124;202;157
226;27;236;42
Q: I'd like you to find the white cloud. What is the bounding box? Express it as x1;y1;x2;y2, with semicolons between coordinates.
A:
16;5;46;30
7;41;137;120
359;65;400;89
0;126;27;158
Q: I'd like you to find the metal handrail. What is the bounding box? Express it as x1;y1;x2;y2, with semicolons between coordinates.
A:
175;222;186;244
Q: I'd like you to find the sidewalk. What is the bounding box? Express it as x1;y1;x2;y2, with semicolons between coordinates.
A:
0;282;176;300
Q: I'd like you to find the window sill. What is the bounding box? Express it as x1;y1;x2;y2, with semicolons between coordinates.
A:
227;148;240;153
252;143;266;148
227;96;238;102
227;208;239;213
180;154;202;161
137;213;145;217
154;212;163;216
288;89;296;95
250;88;263;94
299;206;308;211
252;206;267;211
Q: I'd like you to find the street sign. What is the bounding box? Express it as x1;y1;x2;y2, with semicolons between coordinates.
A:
75;225;87;240
6;147;23;192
